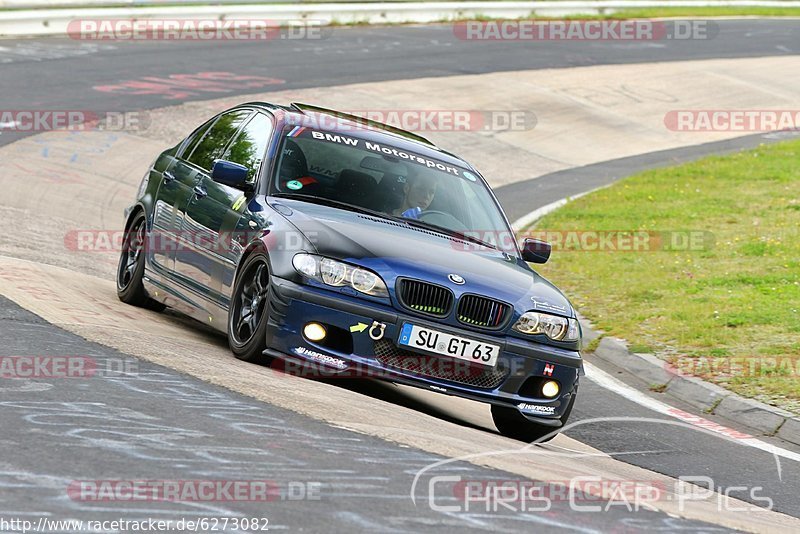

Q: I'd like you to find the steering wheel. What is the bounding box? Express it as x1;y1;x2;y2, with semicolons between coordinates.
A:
418;210;468;232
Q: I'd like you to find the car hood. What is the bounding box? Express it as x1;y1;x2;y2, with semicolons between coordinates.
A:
273;199;574;317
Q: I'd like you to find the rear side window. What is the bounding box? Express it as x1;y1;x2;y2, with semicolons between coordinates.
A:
186;110;251;171
220;112;274;185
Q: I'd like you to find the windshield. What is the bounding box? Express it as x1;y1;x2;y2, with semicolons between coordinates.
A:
269;126;516;253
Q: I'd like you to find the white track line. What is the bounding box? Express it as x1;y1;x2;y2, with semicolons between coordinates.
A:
585;362;800;464
510;186;608;231
513;190;800;464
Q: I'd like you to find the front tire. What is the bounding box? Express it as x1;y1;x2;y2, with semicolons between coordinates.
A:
492;392;576;443
228;253;272;363
116;212;164;311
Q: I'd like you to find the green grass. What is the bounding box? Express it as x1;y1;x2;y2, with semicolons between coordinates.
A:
649;383;668;393
424;7;800;24
584;335;603;353
532;140;800;412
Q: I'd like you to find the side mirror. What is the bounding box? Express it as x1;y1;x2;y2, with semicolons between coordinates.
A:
521;238;551;264
211;159;250;189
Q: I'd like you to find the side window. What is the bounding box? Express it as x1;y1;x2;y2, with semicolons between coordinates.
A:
186;110;251;171
180;118;214;159
220;112;274;184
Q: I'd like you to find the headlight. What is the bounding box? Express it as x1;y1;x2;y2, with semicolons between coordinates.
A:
320;258;347;285
292;254;318;278
513;311;580;341
351;268;379;293
292;254;389;298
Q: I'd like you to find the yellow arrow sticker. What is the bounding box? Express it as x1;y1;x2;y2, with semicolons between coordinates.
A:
350;322;368;333
232;195;246;211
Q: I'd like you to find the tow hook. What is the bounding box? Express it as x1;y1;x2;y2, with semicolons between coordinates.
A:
368;321;386;341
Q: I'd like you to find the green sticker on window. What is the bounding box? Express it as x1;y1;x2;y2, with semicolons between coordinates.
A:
286;180;303;190
463;171;477;182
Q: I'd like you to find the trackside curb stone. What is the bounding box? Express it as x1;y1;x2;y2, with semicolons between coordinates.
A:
594;337;674;386
590;341;800;446
519;197;800;449
777;417;800;444
714;394;790;435
663;373;730;412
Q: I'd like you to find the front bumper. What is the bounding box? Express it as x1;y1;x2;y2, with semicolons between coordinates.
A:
266;277;582;425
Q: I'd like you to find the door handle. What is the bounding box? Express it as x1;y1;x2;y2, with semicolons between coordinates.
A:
163;170;176;183
193;184;207;199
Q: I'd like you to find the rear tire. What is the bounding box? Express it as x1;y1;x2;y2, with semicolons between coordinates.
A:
492;392;576;443
116;212;165;312
228;253;271;363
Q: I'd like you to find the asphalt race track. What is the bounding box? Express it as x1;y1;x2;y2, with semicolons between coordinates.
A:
0;19;798;148
0;294;734;532
1;19;799;532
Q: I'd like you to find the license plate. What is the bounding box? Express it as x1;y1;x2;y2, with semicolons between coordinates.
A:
398;323;500;367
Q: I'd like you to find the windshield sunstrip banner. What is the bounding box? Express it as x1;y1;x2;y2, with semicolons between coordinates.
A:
287;127;468;178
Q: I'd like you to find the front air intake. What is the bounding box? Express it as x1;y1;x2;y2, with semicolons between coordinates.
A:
397;278;454;318
457;294;511;329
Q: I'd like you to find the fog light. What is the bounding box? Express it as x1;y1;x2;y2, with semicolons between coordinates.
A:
542;380;560;398
303;322;327;342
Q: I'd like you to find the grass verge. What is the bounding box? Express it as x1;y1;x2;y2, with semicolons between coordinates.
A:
586;7;800;18
532;139;800;413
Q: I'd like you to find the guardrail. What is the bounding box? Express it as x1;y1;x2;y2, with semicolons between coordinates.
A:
0;0;304;8
1;1;799;37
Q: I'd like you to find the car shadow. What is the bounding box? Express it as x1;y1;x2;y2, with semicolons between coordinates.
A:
158;308;498;436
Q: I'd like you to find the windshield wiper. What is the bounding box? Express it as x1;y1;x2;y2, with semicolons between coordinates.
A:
400;218;499;250
271;193;406;223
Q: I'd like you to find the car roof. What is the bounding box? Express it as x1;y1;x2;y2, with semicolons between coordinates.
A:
241;101;478;173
